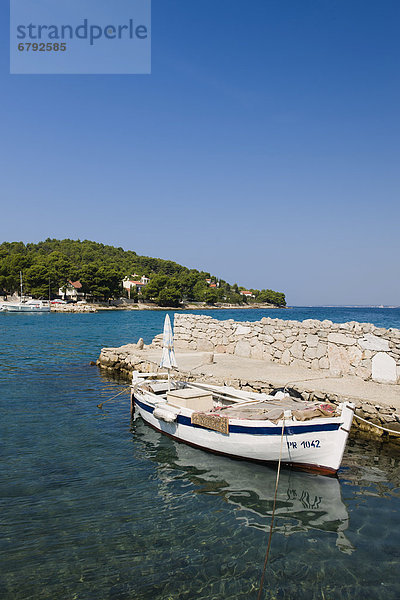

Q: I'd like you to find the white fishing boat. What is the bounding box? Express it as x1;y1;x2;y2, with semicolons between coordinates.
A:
132;376;354;476
131;316;354;476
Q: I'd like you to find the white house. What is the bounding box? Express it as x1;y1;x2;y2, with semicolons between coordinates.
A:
240;290;255;298
122;275;150;298
58;280;84;300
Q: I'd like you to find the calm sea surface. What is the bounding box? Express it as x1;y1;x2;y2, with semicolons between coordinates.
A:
1;307;400;599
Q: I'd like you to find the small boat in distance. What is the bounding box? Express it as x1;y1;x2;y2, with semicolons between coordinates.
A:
3;299;51;312
1;272;50;313
130;316;354;476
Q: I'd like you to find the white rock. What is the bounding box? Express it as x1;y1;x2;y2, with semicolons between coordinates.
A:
235;340;251;358
315;342;327;359
322;320;334;328
358;333;390;352
311;359;319;370
306;334;319;348
347;346;362;367
290;341;303;359
328;333;356;346
250;342;264;360
304;347;318;360
235;325;251;336
263;350;273;362
319;357;329;369
355;366;370;380
372;353;397;384
328;343;350;376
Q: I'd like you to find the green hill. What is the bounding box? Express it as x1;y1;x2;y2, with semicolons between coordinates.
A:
0;238;286;307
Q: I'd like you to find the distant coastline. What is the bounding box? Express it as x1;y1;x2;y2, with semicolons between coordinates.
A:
299;305;399;309
49;301;286;313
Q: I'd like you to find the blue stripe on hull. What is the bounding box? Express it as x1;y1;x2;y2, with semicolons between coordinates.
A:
134;396;341;436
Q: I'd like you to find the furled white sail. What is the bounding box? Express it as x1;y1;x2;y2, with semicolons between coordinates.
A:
159;314;177;370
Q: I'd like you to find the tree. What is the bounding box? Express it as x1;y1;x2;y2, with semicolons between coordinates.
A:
142;274;169;301
0;239;287;305
204;289;219;305
157;287;181;307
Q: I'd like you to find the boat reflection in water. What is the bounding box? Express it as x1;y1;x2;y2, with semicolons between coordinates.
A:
133;418;354;555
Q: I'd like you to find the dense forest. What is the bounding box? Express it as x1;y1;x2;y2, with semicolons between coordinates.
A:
0;239;286;307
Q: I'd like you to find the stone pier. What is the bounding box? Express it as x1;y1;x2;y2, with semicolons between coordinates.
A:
98;314;400;445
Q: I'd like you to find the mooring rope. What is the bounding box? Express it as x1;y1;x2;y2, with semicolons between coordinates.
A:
97;387;130;409
257;418;285;600
353;413;400;436
282;379;400;438
283;375;339;394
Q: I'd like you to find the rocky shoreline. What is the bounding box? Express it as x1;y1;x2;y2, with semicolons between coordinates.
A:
45;301;285;313
51;305;97;313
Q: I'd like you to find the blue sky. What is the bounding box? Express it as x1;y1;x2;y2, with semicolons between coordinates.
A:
1;0;399;305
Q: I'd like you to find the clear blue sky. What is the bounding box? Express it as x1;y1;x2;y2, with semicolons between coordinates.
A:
1;0;399;305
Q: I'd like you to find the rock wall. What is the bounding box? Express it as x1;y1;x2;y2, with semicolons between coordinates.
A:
173;314;400;384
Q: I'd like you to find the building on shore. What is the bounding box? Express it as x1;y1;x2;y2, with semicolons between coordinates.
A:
58;280;84;301
122;275;150;298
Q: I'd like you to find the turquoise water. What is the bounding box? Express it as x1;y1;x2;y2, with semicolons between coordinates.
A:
1;308;400;599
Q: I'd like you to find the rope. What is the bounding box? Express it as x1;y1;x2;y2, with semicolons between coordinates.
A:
353;413;400;436
97;387;130;409
283;375;339;394
257;418;285;600
282;378;400;437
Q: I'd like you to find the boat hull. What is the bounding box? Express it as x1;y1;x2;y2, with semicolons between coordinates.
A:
133;391;354;476
3;304;50;312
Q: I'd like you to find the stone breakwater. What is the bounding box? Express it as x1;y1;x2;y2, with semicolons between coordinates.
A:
51;305;97;313
98;345;400;444
173;314;400;385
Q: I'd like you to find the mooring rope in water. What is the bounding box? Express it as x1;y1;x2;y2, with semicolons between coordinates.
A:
97;387;130;409
353;413;400;436
257;418;285;600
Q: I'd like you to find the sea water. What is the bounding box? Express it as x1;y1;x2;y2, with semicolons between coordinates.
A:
1;308;400;599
